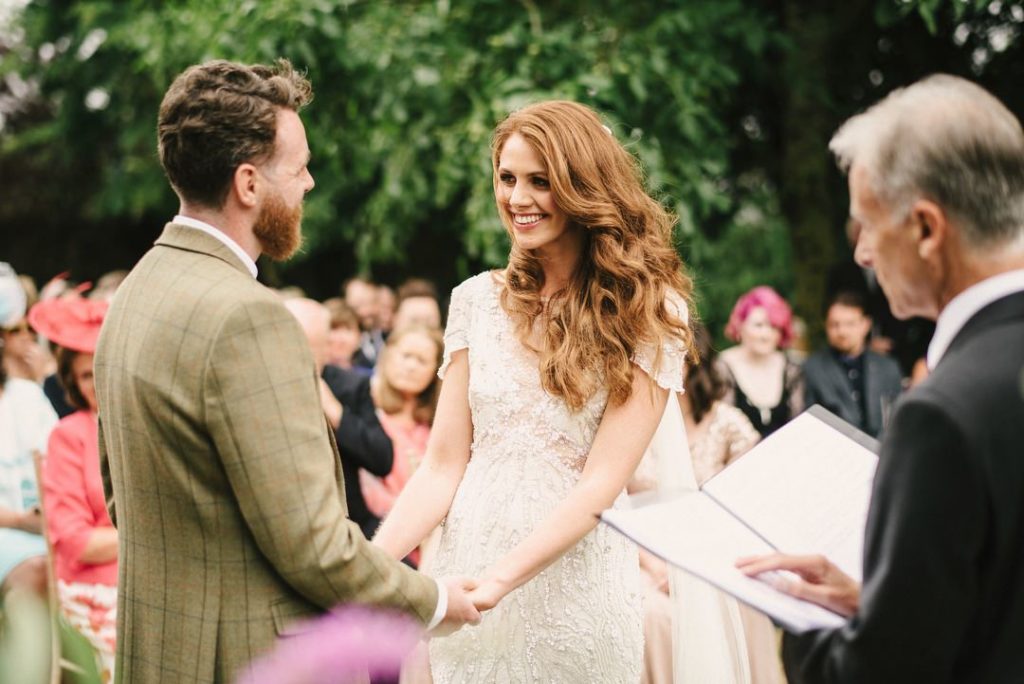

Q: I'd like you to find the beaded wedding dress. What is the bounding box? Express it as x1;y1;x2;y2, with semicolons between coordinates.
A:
427;271;689;684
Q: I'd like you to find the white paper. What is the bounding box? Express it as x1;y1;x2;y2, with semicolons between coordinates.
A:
602;494;847;633
601;407;878;632
701;409;878;581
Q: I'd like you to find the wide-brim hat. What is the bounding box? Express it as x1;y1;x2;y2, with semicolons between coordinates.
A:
27;298;108;353
0;262;26;328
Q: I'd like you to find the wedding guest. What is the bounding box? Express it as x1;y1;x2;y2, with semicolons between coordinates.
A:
719;286;804;437
738;74;1024;683
683;325;761;486
394;278;442;331
345;276;385;371
360;325;443;551
2;308;50;384
89;270;128;302
0;265;57;603
803;290;904;437
283;298;394;540
31;298;117;681
323;297;365;373
827;218;935;376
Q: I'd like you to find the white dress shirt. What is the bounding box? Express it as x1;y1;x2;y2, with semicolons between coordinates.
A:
927;268;1024;369
173;213;449;627
172;214;258;279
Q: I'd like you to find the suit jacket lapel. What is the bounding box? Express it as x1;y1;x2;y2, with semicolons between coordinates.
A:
822;354;860;420
154;223;253;278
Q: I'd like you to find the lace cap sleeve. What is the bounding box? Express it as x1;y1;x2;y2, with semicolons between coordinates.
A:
438;276;475;379
632;295;689;394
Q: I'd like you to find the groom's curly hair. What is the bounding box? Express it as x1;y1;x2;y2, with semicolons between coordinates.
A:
158;59;312;208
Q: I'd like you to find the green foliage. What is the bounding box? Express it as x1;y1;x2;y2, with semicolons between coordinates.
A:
2;0;790;333
877;0;995;33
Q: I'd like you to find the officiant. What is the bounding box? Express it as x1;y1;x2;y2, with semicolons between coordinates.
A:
737;74;1024;682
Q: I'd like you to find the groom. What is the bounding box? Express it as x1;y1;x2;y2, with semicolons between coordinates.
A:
739;75;1024;681
95;60;479;683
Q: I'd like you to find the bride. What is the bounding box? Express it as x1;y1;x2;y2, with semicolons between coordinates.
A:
373;100;733;682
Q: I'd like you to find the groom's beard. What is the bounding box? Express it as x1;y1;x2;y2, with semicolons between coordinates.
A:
253;190;303;261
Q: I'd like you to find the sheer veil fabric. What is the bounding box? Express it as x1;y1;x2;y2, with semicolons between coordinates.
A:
645;394;752;683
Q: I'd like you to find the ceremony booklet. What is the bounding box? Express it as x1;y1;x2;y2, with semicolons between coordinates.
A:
602;405;880;634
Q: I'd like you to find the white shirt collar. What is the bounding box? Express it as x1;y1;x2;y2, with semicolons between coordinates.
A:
172;214;258;279
927;268;1024;369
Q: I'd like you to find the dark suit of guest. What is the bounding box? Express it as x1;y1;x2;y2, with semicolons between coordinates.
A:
803;349;903;438
321;364;392;540
784;290;1024;683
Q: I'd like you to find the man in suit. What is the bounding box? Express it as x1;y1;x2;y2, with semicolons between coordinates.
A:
738;74;1024;681
345;276;386;372
283;297;393;540
802;290;903;437
94;60;479;683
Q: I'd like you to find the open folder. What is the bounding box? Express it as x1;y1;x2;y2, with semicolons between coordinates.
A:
601;405;879;634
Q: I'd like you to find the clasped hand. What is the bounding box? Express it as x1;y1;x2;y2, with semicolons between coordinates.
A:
430;576;506;637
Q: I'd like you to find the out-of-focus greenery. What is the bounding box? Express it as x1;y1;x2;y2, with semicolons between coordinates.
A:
1;0;1021;340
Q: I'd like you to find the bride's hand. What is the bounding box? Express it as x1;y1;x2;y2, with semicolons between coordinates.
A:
467;578;507;612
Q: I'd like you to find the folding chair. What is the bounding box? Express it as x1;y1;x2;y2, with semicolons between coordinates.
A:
31;451;100;684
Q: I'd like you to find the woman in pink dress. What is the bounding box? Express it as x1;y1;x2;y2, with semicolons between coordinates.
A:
29;298;117;682
360;324;443;565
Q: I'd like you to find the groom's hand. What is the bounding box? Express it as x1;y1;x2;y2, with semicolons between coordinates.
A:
430;577;482;637
735;553;861;617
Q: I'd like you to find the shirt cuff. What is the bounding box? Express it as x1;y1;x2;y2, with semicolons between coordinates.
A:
427;578;448;630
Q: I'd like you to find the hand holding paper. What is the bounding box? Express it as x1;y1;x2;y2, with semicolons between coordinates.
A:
736;553;860;617
600;406;879;633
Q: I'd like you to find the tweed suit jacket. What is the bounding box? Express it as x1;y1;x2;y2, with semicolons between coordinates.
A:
95;223;438;684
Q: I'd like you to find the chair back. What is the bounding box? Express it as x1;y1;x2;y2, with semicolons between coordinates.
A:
32;451;93;684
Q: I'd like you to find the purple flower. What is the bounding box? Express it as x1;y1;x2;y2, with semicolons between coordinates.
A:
238;606;424;684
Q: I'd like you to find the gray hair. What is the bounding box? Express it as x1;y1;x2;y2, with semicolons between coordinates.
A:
830;74;1024;250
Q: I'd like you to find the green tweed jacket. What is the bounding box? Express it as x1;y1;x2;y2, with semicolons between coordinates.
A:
95;224;438;683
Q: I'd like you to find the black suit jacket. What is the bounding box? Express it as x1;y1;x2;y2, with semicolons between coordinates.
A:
321;364;393;539
784;290;1024;683
803;349;903;437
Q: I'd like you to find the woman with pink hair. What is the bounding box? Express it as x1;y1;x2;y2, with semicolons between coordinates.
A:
718;286;804;437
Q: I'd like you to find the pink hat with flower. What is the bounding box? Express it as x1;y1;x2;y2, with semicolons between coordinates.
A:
27;298;109;353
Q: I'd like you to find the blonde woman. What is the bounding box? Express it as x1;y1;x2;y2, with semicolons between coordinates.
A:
360;324;443;565
372;101;700;682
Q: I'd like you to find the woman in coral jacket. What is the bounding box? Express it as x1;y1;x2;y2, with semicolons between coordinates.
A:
30;297;117;682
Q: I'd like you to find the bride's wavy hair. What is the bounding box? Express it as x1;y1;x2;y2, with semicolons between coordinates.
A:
492;100;696;410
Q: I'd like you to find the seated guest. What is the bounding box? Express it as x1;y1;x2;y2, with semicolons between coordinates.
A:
683;325;762;486
30;298;117;681
360;324;443;565
718;286;804;437
323;297;366;375
393;278;442;331
344;276;385;371
283;298;394;540
0;266;58;604
803;290;904;437
2;290;51;385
